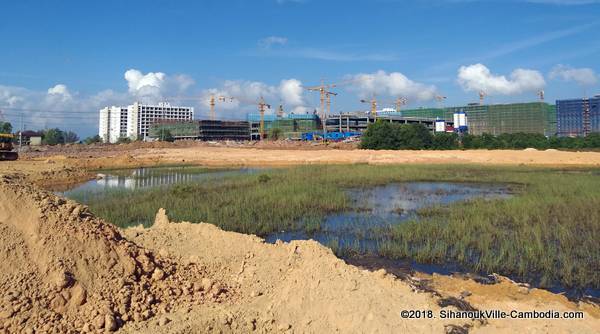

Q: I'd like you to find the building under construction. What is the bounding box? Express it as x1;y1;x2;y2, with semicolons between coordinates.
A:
400;102;556;136
324;112;454;133
149;120;250;141
556;96;600;137
247;113;320;140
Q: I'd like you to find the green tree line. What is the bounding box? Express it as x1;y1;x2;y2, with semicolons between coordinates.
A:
360;121;600;150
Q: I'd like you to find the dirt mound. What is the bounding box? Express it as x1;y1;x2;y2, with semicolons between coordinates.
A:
0;176;233;333
122;212;600;334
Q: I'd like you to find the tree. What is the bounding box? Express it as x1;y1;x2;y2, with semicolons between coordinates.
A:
117;136;131;144
0;121;12;134
431;132;459;150
269;128;283;140
42;128;64;145
83;135;102;145
64;131;80;144
360;121;433;150
159;130;174;142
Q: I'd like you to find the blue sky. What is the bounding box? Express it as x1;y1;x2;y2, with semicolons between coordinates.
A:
1;0;599;137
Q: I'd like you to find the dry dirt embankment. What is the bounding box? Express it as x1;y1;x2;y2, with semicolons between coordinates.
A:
3;177;599;333
2;144;600;333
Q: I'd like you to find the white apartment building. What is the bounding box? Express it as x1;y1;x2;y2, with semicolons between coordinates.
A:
99;106;128;143
99;102;194;143
126;102;194;140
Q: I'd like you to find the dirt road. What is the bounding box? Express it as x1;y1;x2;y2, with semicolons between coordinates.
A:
3;143;600;187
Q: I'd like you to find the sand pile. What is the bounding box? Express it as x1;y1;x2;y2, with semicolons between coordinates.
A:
0;176;233;333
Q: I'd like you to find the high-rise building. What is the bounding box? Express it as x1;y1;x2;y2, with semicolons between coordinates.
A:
126;102;194;141
98;106;128;143
98;102;194;143
556;96;600;137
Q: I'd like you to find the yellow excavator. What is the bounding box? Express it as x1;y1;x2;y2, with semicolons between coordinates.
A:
0;133;18;161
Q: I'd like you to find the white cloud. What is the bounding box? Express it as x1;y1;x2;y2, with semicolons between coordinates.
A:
47;84;72;101
345;70;438;101
124;69;194;101
200;78;308;118
279;79;304;106
0;69;195;135
258;36;288;49
549;64;598;86
457;64;545;95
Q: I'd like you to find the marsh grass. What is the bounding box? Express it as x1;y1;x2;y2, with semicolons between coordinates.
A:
72;164;600;289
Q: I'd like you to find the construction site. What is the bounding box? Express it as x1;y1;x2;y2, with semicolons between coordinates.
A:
97;80;592;143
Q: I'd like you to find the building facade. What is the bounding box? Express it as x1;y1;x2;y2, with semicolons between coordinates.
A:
126;102;194;140
99;102;194;143
556;96;600;137
99;106;128;143
401;102;556;136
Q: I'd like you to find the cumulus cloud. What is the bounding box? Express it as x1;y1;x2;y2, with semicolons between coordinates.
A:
200;78;307;118
549;64;598;86
47;84;72;101
345;70;438;101
124;69;194;101
457;64;545;95
0;68;196;135
258;36;288;49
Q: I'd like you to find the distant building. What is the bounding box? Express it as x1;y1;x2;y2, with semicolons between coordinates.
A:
401;102;556;136
99;106;128;143
556;96;600;137
99;102;194;143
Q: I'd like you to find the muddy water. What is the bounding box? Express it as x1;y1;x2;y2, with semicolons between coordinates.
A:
265;182;511;252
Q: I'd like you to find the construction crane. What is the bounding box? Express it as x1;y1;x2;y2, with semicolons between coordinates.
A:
304;80;338;118
208;95;235;121
257;97;271;140
394;97;407;113
479;91;487;105
435;95;447;108
537;90;545;102
360;95;378;121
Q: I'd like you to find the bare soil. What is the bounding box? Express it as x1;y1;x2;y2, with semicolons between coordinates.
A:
0;143;599;333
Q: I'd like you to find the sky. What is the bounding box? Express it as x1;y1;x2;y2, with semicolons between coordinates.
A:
1;0;599;138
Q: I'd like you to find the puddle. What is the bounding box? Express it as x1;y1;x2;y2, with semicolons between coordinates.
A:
57;166;261;199
265;182;511;252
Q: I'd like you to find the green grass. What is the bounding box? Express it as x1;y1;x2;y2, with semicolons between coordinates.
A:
70;164;600;290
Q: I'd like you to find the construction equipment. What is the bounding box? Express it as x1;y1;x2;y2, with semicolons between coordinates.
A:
0;134;18;161
258;97;271;140
479;91;487;105
305;80;337;119
360;96;378;121
209;95;235;121
538;90;545;102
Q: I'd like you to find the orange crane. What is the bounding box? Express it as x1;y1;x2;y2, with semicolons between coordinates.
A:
208;95;235;121
360;95;378;121
360;96;406;120
304;80;337;119
257;97;271;140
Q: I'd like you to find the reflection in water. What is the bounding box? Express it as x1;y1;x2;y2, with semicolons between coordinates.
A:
266;182;512;253
58;167;259;198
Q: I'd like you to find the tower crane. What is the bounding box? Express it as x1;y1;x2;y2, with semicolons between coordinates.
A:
304;80;337;119
435;95;447;108
257;97;271;140
360;95;378;121
479;91;487;105
209;95;235;121
537;90;545;102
